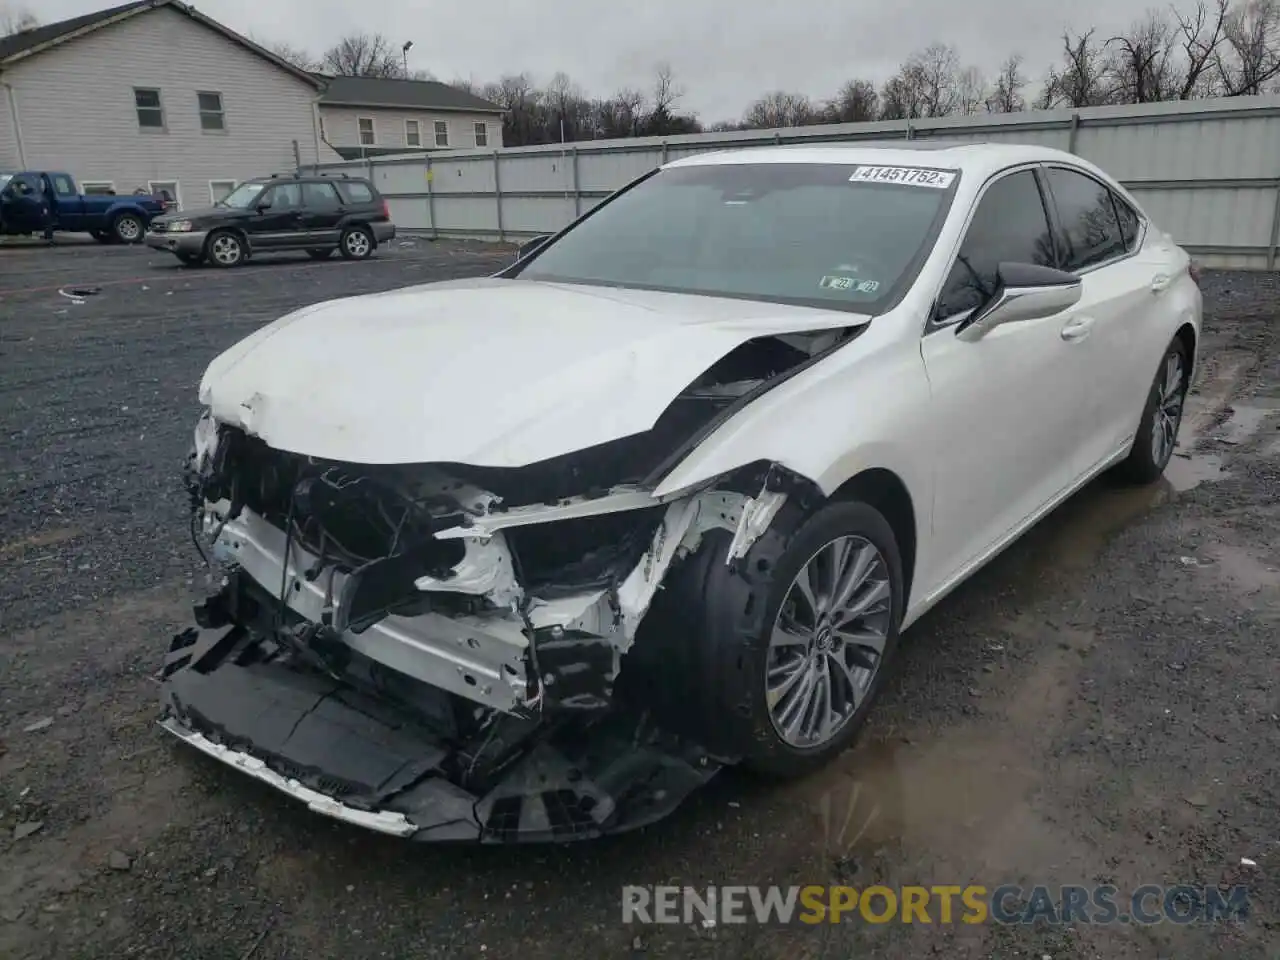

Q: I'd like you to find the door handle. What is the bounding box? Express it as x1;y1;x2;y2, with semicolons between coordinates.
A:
1060;315;1094;342
1151;273;1171;293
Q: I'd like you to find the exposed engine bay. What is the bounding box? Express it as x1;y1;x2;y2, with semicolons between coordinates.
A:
159;328;847;841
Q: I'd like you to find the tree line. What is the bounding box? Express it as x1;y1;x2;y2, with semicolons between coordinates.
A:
5;0;1279;146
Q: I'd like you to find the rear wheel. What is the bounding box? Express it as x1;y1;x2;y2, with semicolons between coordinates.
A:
306;248;334;260
112;214;143;244
205;230;245;268
339;226;373;260
1112;338;1189;485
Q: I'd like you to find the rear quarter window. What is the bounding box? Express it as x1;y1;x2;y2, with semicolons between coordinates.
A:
335;181;375;204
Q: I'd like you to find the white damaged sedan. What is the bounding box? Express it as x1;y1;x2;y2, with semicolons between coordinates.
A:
163;141;1201;842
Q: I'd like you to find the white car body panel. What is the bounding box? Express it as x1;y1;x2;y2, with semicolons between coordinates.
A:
193;140;1202;682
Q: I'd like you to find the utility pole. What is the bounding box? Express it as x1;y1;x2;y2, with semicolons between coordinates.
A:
402;40;413;78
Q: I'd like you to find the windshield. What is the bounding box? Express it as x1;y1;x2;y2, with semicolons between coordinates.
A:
513;162;957;311
218;182;265;208
0;173;11;188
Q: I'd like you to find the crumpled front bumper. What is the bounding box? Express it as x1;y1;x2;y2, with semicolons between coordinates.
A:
158;623;721;843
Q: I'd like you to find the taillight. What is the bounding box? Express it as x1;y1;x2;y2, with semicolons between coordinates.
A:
381;199;390;219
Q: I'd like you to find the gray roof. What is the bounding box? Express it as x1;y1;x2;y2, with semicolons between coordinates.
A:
0;0;322;87
317;75;503;115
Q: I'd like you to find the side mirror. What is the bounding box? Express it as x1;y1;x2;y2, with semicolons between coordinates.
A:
515;234;551;261
255;200;272;212
956;262;1082;342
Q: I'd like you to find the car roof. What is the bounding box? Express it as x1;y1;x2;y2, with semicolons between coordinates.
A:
663;141;1087;180
247;174;372;185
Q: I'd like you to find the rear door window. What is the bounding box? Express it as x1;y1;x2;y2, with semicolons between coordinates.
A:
302;181;342;210
1112;193;1142;251
335;180;374;204
51;174;76;196
1044;167;1127;271
936;170;1056;320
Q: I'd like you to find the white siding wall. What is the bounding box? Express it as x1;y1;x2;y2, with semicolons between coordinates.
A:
0;6;341;206
0;87;17;168
319;105;502;152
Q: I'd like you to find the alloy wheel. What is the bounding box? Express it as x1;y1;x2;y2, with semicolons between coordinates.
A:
766;535;892;749
117;217;141;241
1150;351;1185;466
345;231;371;257
211;235;241;266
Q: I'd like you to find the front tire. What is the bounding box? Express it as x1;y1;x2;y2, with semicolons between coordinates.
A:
1113;338;1189;485
629;500;903;780
205;230;245;268
112;214;143;244
339;226;373;260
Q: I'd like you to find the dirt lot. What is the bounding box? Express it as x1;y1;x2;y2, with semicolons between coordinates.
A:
0;240;1276;960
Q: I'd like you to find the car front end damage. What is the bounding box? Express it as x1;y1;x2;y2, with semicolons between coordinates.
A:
159;327;842;842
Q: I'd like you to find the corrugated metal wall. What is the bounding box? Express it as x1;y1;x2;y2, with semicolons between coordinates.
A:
302;94;1280;269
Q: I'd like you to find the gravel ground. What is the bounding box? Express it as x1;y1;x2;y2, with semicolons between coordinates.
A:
0;243;1276;960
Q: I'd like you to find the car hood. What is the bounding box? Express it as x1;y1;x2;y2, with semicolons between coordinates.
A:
199;278;868;466
158;205;228;222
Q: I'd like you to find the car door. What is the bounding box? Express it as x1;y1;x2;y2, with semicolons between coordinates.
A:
0;173;46;233
250;182;304;249
299;181;345;245
919;167;1093;589
1040;165;1178;465
48;173;85;232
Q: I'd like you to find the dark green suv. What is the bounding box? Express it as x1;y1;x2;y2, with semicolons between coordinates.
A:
144;173;396;268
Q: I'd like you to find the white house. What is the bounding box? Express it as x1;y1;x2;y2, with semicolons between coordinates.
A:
0;0;503;210
317;76;505;160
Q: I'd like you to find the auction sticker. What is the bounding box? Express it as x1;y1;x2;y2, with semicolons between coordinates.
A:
820;276;880;293
849;166;956;188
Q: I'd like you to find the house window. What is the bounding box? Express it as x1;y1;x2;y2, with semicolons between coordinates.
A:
81;181;116;195
209;180;236;204
358;117;376;145
197;91;225;131
405;119;421;147
135;88;164;129
149;180;180;209
434;120;449;147
474;122;488;147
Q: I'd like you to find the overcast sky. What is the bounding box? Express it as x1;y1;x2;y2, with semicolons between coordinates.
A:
31;0;1168;120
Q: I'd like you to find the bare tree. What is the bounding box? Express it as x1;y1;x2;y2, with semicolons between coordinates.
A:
0;2;37;36
823;79;879;122
879;63;928;119
1217;0;1280;94
1107;11;1178;102
915;43;963;116
742;90;815;127
1042;29;1114;106
987;54;1027;112
1175;0;1231;97
321;32;405;78
955;65;988;114
254;37;318;72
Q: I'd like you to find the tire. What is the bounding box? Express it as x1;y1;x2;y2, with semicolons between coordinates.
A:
205;229;246;268
339;225;374;260
628;499;904;779
306;248;334;260
1112;337;1189;485
112;213;144;244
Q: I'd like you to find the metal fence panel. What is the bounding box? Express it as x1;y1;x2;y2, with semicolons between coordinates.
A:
300;95;1280;268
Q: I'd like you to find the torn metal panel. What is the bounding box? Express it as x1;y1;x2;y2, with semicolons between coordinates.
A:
432;487;665;540
727;490;788;561
414;536;521;608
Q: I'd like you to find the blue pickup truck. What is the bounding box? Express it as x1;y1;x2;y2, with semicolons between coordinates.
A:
0;171;166;243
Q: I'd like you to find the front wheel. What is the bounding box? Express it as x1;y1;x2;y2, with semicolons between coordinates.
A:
1112;338;1189;485
339;226;373;260
205;230;246;268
